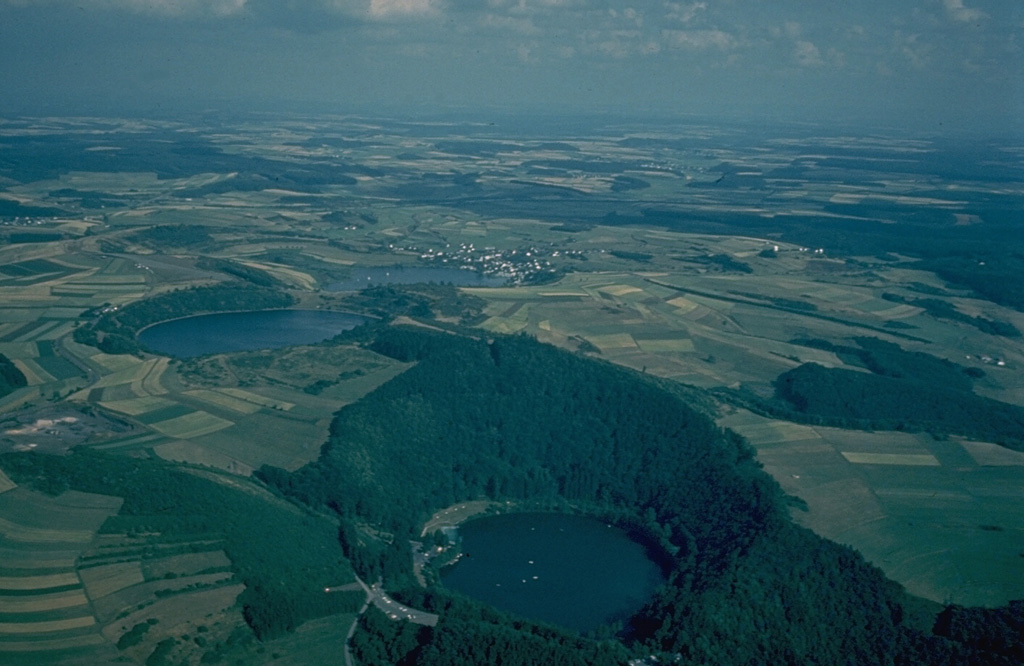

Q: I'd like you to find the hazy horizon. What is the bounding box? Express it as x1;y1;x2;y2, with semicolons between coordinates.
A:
1;0;1021;135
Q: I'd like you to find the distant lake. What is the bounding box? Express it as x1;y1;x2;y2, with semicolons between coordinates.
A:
441;513;665;634
138;309;367;358
327;265;505;291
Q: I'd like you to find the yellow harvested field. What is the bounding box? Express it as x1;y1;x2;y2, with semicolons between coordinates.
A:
872;304;922;320
636;338;695;353
0;589;89;613
185;389;262;414
11;359;45;386
598;284;644;296
667;296;699;313
150;411;234;439
89;352;145;373
80;562;145;600
421;500;498;536
241;261;316;289
732;421;820;445
219;388;294;411
100;395;178;416
72;275;147;284
586;333;638;351
480;317;528;334
840;452;940;466
139;357;170;395
0;615;96;634
0;573;80;591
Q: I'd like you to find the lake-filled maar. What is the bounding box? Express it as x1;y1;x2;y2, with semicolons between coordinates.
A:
327;265;506;292
137;309;367;358
441;512;666;634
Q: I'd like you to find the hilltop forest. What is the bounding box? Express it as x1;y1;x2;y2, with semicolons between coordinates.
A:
258;328;1023;665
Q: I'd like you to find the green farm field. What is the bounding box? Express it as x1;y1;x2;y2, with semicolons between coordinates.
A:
0;487;122;663
719;408;1024;607
0;115;1022;664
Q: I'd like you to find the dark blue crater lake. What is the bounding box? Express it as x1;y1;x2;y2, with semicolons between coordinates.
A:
137;309;367;358
327;265;505;291
441;513;666;633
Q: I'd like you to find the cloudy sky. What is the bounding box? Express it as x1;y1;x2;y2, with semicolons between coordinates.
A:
1;0;1020;132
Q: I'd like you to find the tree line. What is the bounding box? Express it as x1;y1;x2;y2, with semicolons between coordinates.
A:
258;327;1022;664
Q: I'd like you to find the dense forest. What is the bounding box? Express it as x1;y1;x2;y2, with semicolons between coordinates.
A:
73;284;295;355
750;337;1024;450
259;328;1023;664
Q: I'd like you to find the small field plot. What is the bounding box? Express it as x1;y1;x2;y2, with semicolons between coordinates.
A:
634;337;695;353
0;470;15;494
0;488;121;662
152;440;253;475
245;613;357;666
840;452;940;466
99;579;241;642
184;389;263;414
960;439;1024;466
0;259;76;286
142;550;231;580
728;410;1024;607
585;332;638;352
189;410;325;471
99;395;179;416
0;488;121;543
79;562;146;601
149;411;234;439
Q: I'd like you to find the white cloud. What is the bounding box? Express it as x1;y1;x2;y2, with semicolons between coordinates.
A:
516;43;537;62
664;1;705;25
480;13;540;34
896;32;932;69
367;0;437;18
943;0;987;23
8;0;249;15
794;40;823;66
662;28;734;50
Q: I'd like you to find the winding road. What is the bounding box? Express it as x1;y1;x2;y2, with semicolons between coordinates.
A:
326;577;439;666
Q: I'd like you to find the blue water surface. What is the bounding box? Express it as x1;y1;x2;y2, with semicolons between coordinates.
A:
137;309;367;358
441;512;665;633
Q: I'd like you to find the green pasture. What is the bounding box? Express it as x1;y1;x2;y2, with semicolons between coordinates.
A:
0;590;89;614
189;410;324;471
184;389;263;414
149;411;233;439
0;487;122;660
153;440;253;474
99;395;178;416
721;409;1024;606
0;488;120;539
95;574;239;630
142;550;231;580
